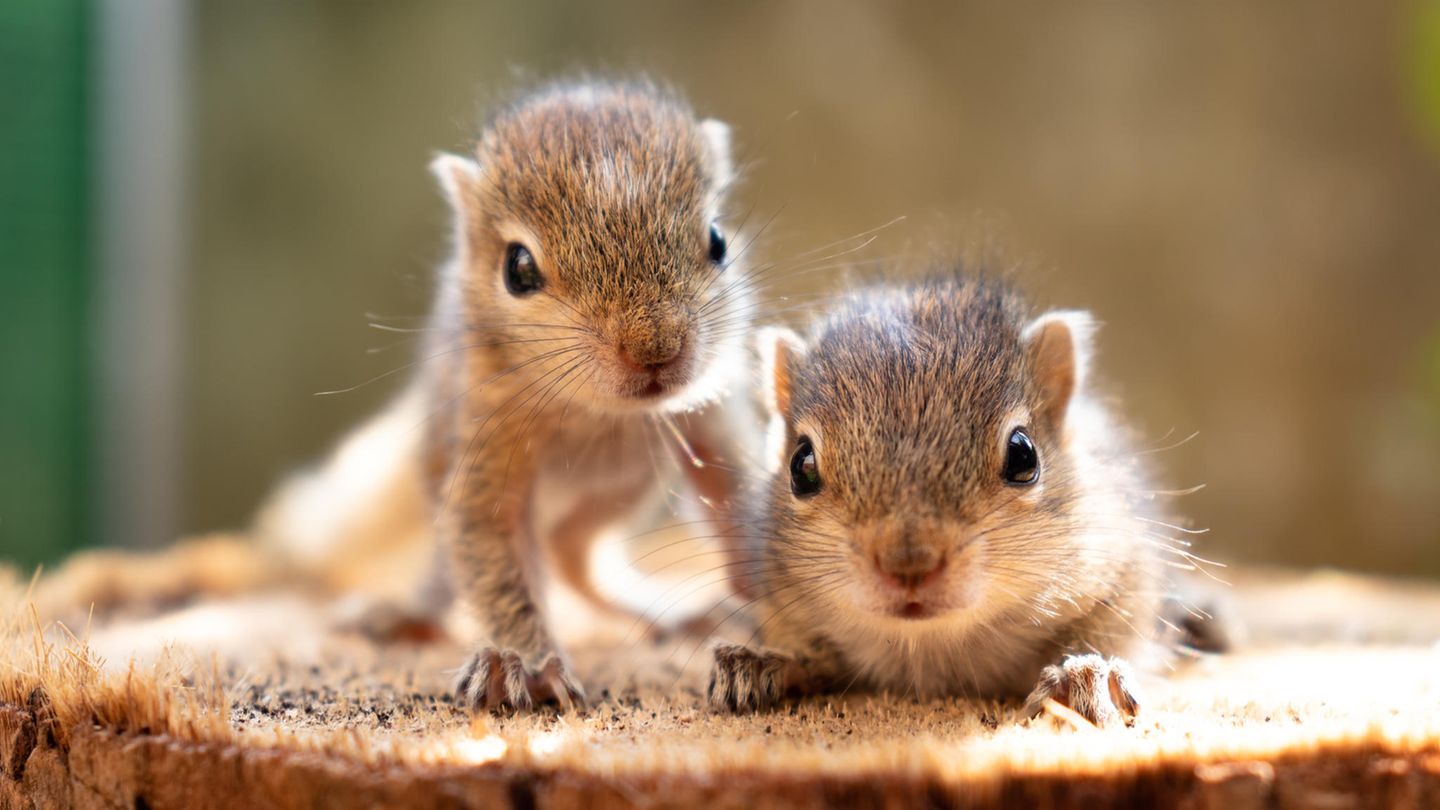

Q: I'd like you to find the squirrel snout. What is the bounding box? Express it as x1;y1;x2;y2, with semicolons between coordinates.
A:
617;334;686;373
874;546;946;591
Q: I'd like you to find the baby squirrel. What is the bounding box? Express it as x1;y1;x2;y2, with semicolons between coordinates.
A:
708;274;1204;726
409;81;755;711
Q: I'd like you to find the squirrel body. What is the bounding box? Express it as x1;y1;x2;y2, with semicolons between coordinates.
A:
709;275;1195;725
265;81;759;712
423;82;761;710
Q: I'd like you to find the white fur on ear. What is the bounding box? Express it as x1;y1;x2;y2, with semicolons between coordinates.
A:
429;152;481;213
758;326;807;420
699;118;734;187
1021;310;1096;426
758;326;806;473
429;152;482;258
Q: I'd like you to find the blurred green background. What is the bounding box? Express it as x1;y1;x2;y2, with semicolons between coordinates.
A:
2;1;1439;577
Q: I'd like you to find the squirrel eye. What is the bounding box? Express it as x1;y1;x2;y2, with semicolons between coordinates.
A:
707;222;727;266
503;243;543;296
1003;427;1040;485
789;436;822;497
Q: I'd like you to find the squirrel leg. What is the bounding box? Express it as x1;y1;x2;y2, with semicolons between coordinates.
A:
447;498;584;713
707;628;845;713
707;644;792;712
1022;556;1154;727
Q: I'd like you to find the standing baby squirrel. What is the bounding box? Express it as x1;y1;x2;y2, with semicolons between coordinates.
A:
366;81;758;711
708;274;1208;726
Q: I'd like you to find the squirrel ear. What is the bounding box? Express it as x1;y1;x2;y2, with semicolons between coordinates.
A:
429;152;482;217
758;326;807;421
1021;310;1095;428
699;119;734;187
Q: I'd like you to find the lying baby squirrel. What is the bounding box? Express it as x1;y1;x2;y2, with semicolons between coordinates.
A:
267;81;759;712
708;275;1210;726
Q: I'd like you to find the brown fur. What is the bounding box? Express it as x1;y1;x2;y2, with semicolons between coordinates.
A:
418;81;758;711
712;275;1189;725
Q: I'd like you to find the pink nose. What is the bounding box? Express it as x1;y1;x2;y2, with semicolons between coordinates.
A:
875;548;946;591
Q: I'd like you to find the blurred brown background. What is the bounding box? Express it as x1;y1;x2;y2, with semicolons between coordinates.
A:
4;1;1439;576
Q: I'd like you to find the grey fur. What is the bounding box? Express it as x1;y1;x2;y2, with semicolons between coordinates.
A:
714;274;1203;725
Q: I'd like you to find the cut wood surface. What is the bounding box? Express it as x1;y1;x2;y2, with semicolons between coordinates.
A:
3;548;1439;809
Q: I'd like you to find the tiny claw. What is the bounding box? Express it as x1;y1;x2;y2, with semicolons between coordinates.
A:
530;654;587;712
453;648;585;713
499;650;530;711
707;643;789;713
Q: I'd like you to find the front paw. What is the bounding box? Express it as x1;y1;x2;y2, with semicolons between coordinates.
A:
707;643;788;713
1024;654;1140;728
454;648;586;713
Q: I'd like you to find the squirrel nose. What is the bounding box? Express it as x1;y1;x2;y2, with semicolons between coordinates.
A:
875;546;946;591
618;336;684;373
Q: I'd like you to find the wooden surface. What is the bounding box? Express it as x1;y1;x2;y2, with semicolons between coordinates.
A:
4;562;1440;809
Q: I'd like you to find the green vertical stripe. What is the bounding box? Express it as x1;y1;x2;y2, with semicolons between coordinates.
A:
1410;0;1440;155
0;0;93;570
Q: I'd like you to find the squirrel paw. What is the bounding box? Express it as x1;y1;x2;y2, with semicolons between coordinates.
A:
454;648;586;713
707;643;788;713
1023;654;1140;728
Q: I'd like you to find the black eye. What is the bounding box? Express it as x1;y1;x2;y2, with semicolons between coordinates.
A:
790;436;822;497
1003;428;1040;485
708;222;727;265
503;243;543;296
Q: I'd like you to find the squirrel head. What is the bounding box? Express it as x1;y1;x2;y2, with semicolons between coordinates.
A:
432;81;744;413
757;277;1108;629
